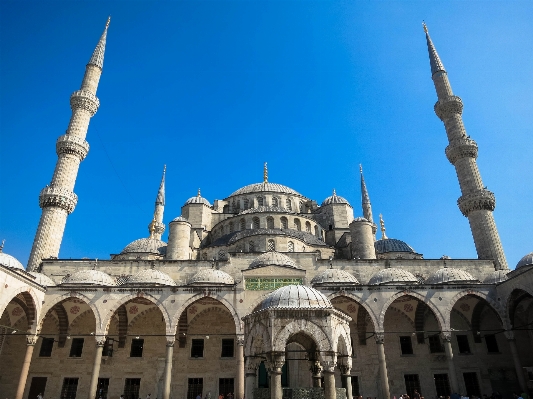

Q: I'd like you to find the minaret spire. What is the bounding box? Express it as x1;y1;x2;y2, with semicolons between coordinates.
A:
27;18;110;271
424;24;508;269
264;162;268;183
148;165;166;240
379;214;388;240
360;165;376;239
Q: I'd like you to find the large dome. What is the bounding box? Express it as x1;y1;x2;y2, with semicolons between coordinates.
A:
123;268;176;286
375;238;415;254
321;190;351;207
121;238;167;255
249;252;300;269
29;272;56;286
188;269;235;286
0;251;24;270
311;268;360;286
61;270;117;286
516;252;533;269
425;268;479;284
259;285;331;310
484;270;509;284
228;182;305;198
368;268;419;285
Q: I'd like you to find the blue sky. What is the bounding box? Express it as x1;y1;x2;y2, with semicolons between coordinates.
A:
1;1;532;268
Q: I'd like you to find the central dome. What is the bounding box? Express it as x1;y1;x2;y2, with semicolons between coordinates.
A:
260;285;332;310
249;252;300;269
228;182;305;198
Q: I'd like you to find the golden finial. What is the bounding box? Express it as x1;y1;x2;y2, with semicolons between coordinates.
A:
106;16;111;28
197;188;201;197
149;217;156;238
0;239;4;253
379;214;388;240
264;162;268;183
422;21;428;34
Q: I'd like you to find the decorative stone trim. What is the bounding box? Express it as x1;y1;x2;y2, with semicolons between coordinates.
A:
70;90;100;116
434;95;463;120
457;189;496;217
39;186;78;214
26;335;38;345
445;138;478;164
56;135;90;161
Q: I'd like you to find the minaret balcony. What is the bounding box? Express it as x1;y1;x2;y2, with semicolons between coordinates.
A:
56;134;90;160
39;186;78;214
70;89;100;116
457;188;496;217
434;95;463;120
445;138;478;164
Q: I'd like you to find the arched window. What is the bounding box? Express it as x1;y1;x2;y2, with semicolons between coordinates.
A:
287;241;294;252
244;198;249;209
249;241;255;252
253;217;260;229
294;218;301;231
285;198;292;211
280;217;288;229
272;197;279;207
305;221;311;233
218;250;226;260
257;197;264;207
267;216;274;229
229;222;234;233
267;239;275;252
240;218;246;231
299;201;305;213
314;225;319;237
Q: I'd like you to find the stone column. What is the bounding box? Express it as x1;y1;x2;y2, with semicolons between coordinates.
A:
505;331;527;393
321;358;337;399
441;332;459;393
245;358;259;399
309;361;322;387
15;336;38;399
236;337;245;399
266;352;285;399
88;337;106;399
163;337;175;399
339;365;352;399
375;333;390;399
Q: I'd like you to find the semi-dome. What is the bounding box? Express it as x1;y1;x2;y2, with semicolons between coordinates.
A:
368;268;419;285
0;251;24;270
61;270;117;286
321;190;351;207
29;272;56;286
516;252;533;269
259;285;332;310
228;182;305;198
425;268;479;285
121;238;167;255
123;268;176;286
249;252;300;269
170;216;190;224
375;238;415;254
188;269;234;286
484;270;509;284
311;268;360;286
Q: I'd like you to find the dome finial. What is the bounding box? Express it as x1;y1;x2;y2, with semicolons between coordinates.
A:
264;162;268;183
333;188;336;196
379;214;388;240
149;217;156;238
197;188;201;197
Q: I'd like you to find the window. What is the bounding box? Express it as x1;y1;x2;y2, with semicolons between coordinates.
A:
257;197;264;207
248;241;255;252
299;202;304;212
243;199;249;209
267;239;275;252
351;376;360;397
69;338;84;357
97;378;110;399
102;338;114;357
305;221;311;232
124;378;141;399
60;378;79;399
428;335;444;353
258;362;269;388
187;378;203;399
240;219;246;231
294;219;301;231
433;374;450;397
272;197;279;207
314;225;319;237
252;217;260;229
191;339;204;358
28;377;47;399
229;222;234;233
285;199;292;211
404;374;421;398
130;339;144;357
267;217;274;229
39;337;54;357
485;334;499;353
219;378;234;398
399;336;413;355
287;241;294;252
280;217;288;229
456;335;470;354
221;339;234;357
462;372;481;397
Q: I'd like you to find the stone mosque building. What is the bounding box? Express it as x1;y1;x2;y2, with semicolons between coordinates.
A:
1;18;532;399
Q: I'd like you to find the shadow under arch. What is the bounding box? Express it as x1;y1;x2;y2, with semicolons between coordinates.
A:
505;288;533;328
0;287;41;332
327;292;379;332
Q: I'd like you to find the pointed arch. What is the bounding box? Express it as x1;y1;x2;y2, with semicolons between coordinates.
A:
244;320;271;356
327;292;379;333
446;290;509;331
506;288;533;327
272;319;332;353
0;287;41;331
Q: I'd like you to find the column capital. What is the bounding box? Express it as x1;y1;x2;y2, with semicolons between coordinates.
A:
166;336;176;347
95;336;107;347
309;361;322;375
503;330;515;340
338;364;351;376
266;351;285;373
374;332;385;344
26;335;38;346
440;331;452;342
245;357;260;374
236;335;245;346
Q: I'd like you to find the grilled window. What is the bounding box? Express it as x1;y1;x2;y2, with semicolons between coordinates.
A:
399;336;413;355
221;339;234;357
39;337;54;357
60;378;79;399
428;335;444;353
191;339;204;358
130;339;144;357
69;338;84;357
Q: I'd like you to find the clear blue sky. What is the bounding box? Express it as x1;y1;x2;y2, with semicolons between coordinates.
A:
1;1;532;268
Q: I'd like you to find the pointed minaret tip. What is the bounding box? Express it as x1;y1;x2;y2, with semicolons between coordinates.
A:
422;21;428;34
88;17;110;69
264;162;268;183
0;239;4;253
423;22;446;76
155;165;165;206
379;214;388;240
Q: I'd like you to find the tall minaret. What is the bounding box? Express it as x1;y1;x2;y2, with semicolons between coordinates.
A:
360;165;377;239
148;166;166;240
27;18;110;271
423;23;508;270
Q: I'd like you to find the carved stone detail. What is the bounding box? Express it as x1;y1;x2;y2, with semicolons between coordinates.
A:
445;138;478;164
309;361;322;375
374;332;385;344
70;90;100;116
39;186;78;214
166;339;175;347
338;364;351;375
440;332;452;342
434;95;463;120
245;357;261;374
503;330;515;340
457;189;496;216
96;336;107;347
56;134;90;161
236;335;245;346
26;335;38;346
266;352;285;372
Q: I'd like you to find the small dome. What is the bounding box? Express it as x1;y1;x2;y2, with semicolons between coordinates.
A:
0;252;24;270
124;268;176;286
189;269;234;286
228;182;305;198
170;216;190;224
311;268;360;286
425;268;479;285
375;238;415;254
249;252;300;269
29;272;56;286
368;268;419;285
260;285;331;310
184;192;212;207
353;217;370;222
121;238;167;255
516;252;533;269
62;270;117;286
484;270;509;284
321;190;351;207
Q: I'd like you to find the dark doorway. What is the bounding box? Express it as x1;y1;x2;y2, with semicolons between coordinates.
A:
28;377;47;399
97;378;110;399
463;373;481;397
258;362;269;388
404;374;421;398
434;374;450;397
124;378;141;399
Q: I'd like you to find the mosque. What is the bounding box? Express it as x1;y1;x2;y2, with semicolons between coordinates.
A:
1;18;532;399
